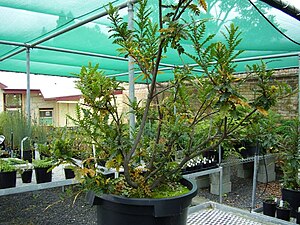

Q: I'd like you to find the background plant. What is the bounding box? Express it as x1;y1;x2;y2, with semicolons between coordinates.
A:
0;112;49;152
277;118;300;190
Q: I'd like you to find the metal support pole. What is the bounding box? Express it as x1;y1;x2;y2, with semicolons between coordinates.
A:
251;153;259;211
128;1;135;139
298;54;300;123
26;47;31;134
219;166;223;204
298;55;300;181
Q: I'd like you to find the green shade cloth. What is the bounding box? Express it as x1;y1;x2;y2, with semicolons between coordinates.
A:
0;0;299;82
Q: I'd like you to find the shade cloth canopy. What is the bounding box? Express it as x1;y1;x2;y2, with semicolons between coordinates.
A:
0;0;299;83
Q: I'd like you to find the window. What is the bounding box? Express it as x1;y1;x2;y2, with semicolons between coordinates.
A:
4;94;22;112
39;109;53;126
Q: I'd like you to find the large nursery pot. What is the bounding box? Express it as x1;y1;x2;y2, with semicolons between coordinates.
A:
34;166;52;184
0;171;16;189
282;188;300;218
86;178;197;225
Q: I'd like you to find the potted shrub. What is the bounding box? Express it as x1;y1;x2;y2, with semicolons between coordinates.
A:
32;158;53;184
49;127;81;179
67;1;289;224
276;200;291;221
262;196;277;217
0;159;17;189
6;158;33;183
277;118;300;218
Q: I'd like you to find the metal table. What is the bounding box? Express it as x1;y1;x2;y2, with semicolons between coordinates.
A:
183;166;223;203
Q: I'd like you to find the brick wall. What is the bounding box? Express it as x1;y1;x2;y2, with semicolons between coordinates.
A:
121;68;299;119
237;68;299;118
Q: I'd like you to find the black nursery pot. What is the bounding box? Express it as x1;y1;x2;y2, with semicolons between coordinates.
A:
276;207;291;221
282;188;300;218
86;178;197;225
21;169;33;183
64;168;75;179
296;212;300;224
263;200;277;217
0;171;16;189
34;166;52;184
22;150;33;163
296;211;300;224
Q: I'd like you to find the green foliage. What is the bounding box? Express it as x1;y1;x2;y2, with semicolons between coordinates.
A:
32;158;53;169
6;158;27;165
0;111;49;150
277;200;291;209
277;118;300;190
50;128;77;162
264;195;277;203
151;182;190;199
0;112;29;149
71;0;290;198
0;159;16;172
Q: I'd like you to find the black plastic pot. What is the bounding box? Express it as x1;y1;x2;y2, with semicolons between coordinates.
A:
64;168;75;179
240;141;258;158
22;150;33;163
276;206;291;221
296;211;300;224
263;200;277;217
0;171;16;189
282;188;300;217
21;169;32;183
86;178;197;225
34;166;52;184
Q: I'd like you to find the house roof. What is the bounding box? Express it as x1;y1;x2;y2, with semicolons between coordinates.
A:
0;71;81;100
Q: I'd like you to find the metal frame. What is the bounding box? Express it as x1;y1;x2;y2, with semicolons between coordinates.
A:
0;0;299;203
183;167;223;204
259;0;300;21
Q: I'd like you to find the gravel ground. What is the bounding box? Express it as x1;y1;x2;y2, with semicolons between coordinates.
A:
199;175;281;211
0;170;282;225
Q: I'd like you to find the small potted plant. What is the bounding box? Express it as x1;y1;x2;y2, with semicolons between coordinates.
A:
276;199;291;221
0;159;17;189
277;118;300;218
32;158;53;184
7;158;33;183
262;196;277;217
49;127;79;180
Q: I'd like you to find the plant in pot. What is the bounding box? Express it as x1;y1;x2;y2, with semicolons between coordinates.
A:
234;110;282;159
277;118;300;218
32;158;54;184
49;127;80;180
276;199;291;221
6;158;33;183
68;1;289;225
20;164;33;183
262;195;278;217
0;159;17;189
